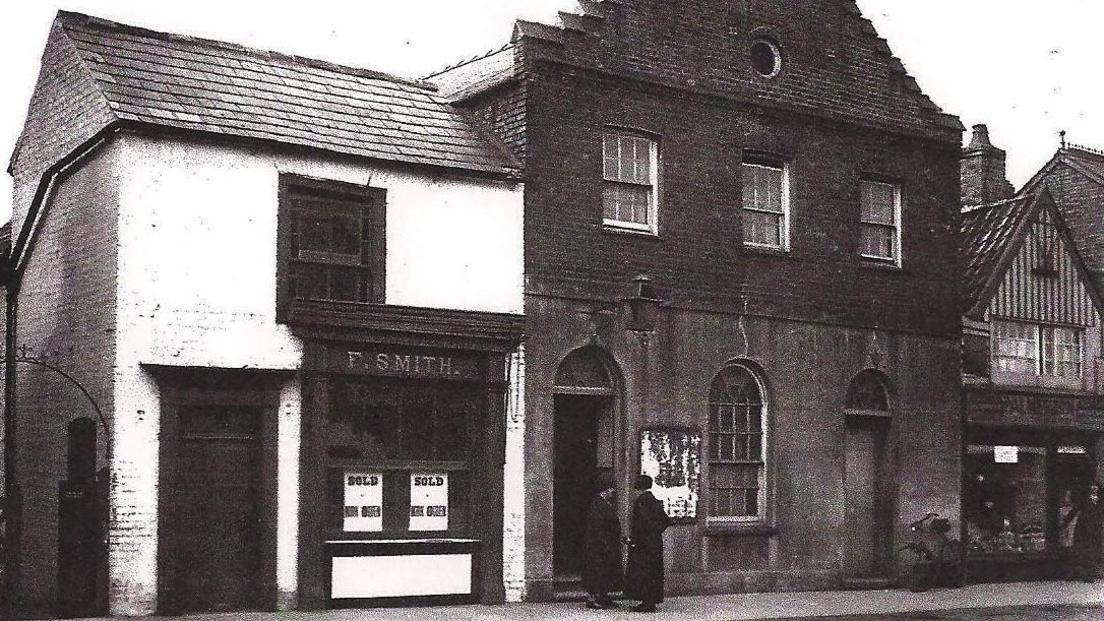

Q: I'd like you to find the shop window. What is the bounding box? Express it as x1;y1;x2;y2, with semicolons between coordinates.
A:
965;444;1048;555
324;378;481;536
277;174;386;317
707;364;768;520
602;132;658;233
741;159;788;250
859;180;901;264
991;320;1083;378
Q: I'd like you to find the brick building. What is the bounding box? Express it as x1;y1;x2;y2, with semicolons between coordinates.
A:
5;12;524;617
431;0;965;600
959;127;1104;582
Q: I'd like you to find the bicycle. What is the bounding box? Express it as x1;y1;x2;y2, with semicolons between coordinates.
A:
896;512;965;592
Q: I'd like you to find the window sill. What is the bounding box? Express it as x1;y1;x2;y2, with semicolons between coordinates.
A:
704;521;778;537
742;244;793;259
860;258;904;271
600;223;661;238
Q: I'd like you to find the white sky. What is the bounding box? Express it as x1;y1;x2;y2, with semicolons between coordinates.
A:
1;1;1101;223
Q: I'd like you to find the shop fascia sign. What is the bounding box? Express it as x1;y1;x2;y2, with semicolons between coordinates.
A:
331;347;482;380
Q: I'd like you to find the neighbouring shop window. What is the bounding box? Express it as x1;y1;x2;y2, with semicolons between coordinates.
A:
640;428;701;520
965;444;1047;554
741;159;788;250
991;320;1083;378
859;180;901;264
707;364;768;520
277;174;386;315
325;378;480;535
602;133;658;233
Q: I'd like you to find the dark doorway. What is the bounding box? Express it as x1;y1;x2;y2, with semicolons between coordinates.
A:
844;415;892;577
552;395;612;578
163;405;263;613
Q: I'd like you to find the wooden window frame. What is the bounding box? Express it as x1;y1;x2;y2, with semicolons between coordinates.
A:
991;319;1084;379
706;364;769;523
741;158;790;251
602;132;660;234
859;180;902;266
276;174;386;320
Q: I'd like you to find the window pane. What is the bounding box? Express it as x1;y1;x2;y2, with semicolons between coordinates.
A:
743;210;782;246
860;223;895;259
742;164;784;214
992;321;1038;375
1041;326;1083;378
603;185;651;225
603;134;653;185
861;182;896;225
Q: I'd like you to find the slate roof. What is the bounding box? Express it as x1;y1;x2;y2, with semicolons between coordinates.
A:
960;195;1035;316
47;11;518;175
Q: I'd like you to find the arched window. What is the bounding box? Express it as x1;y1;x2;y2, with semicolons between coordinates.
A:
708;364;767;519
846;370;889;412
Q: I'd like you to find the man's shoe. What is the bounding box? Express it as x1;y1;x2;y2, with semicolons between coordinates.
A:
585;601;604;609
632;603;657;613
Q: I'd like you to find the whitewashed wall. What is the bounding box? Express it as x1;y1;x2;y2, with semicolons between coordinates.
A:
108;133;524;614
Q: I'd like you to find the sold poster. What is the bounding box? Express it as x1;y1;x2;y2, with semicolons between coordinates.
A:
343;472;383;532
409;472;449;531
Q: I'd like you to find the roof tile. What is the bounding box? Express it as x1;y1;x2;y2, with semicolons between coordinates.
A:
56;11;518;175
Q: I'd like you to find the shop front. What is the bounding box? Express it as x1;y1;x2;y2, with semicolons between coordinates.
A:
291;307;523;608
964;387;1104;582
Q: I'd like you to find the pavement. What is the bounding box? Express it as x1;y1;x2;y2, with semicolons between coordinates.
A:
73;582;1103;621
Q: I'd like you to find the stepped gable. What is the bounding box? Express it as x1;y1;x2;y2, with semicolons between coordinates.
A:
14;11;520;177
490;0;961;141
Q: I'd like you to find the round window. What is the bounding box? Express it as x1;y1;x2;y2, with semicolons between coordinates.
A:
750;39;781;78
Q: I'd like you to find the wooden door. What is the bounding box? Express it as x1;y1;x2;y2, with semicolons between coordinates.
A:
552;395;605;577
844;416;891;577
165;406;262;612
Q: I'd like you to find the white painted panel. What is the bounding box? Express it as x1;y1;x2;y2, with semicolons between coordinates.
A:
330;554;472;599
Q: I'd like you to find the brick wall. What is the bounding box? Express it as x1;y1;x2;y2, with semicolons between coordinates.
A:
9;21;116;250
516;0;958;141
462;84;528;161
13;141;119;613
519;63;962;337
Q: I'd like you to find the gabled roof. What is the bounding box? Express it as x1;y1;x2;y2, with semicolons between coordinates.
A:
16;11;519;176
960;189;1101;319
1020;144;1104;195
961;195;1035;317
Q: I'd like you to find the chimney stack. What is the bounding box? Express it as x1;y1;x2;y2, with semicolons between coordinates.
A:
961;124;1014;206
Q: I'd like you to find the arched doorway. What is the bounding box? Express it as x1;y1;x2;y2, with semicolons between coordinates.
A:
552;347;618;581
843;370;894;580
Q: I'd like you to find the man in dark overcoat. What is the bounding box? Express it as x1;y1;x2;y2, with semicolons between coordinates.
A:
583;476;622;609
1063;482;1104;582
625;475;671;613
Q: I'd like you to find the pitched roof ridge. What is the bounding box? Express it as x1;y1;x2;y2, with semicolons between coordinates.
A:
961;195;1024;214
424;43;515;80
55;10;440;92
1065;142;1104;159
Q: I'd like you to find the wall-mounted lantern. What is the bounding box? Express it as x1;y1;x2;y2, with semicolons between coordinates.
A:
623;275;663;333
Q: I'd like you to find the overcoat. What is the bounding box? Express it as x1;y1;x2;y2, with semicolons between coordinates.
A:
583;492;623;595
625;490;671;603
1067;495;1104;573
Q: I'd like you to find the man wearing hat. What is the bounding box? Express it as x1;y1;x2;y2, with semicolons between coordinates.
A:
583;471;622;609
625;474;671;612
